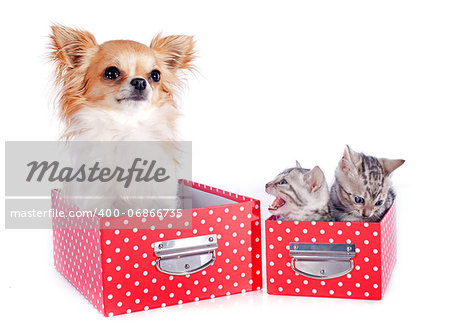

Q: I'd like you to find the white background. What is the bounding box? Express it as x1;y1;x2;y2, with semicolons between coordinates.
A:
1;0;449;325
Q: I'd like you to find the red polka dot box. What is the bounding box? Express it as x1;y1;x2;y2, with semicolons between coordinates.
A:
265;203;397;300
52;180;263;316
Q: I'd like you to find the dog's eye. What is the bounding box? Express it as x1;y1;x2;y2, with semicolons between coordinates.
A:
104;66;120;80
279;179;288;185
150;70;161;82
354;196;365;204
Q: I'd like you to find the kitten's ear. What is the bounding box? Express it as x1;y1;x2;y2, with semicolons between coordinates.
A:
304;166;325;193
340;145;359;175
380;158;405;176
150;34;195;71
49;24;98;68
296;160;302;168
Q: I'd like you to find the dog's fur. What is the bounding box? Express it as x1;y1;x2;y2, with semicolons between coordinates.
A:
49;25;195;211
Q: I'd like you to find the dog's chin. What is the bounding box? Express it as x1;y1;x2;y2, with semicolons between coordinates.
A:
117;95;148;103
116;96;151;110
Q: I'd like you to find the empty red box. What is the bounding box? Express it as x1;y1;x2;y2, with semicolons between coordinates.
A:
265;203;396;300
52;180;263;316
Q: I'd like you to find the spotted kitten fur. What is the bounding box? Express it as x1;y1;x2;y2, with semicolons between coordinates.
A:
265;161;331;221
330;146;404;222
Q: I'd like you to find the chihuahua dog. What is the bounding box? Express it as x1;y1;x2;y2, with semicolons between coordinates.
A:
49;25;195;212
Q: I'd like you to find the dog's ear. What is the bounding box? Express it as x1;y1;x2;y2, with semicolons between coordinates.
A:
150;34;195;71
49;24;98;69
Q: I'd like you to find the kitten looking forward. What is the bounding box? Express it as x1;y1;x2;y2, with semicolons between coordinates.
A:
330;146;404;222
265;161;331;221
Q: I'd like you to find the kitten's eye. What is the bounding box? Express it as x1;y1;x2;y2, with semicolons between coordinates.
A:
354;196;365;204
104;66;120;80
279;179;288;185
150;69;161;82
375;200;384;206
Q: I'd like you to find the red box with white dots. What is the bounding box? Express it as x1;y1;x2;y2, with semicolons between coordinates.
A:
265;203;396;300
52;180;263;316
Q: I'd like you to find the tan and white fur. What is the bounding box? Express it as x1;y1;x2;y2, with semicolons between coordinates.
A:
265;161;331;221
48;25;195;211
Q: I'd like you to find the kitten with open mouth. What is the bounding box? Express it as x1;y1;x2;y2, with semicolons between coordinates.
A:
265;161;331;221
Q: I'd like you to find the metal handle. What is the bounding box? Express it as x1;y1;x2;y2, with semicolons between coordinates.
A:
154;234;218;275
289;243;356;280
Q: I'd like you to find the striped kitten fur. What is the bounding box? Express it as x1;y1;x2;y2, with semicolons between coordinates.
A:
265;161;331;221
330;146;404;222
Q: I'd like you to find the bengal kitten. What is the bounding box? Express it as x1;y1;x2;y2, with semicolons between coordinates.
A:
265;161;331;221
330;146;404;222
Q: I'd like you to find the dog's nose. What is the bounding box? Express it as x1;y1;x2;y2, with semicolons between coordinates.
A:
130;78;147;91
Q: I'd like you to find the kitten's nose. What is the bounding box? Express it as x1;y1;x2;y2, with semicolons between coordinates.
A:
265;183;269;189
130;78;147;91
